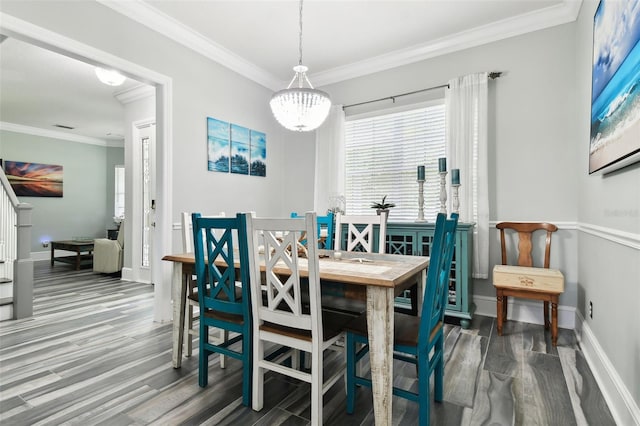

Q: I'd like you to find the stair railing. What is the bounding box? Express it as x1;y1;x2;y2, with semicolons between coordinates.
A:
0;167;33;319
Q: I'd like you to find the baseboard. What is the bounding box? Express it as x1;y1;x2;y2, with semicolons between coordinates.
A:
31;251;49;262
0;303;13;321
121;267;133;281
575;312;640;426
473;294;576;329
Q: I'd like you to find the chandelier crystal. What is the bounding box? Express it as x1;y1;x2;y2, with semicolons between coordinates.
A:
270;0;331;132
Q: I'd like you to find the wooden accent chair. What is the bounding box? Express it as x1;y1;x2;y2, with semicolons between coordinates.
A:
180;212;226;359
290;211;335;250
191;213;252;406
345;213;458;425
245;212;352;424
334;211;387;253
493;222;563;346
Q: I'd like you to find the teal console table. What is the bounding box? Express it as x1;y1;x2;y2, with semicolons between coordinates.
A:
386;222;475;328
335;220;475;328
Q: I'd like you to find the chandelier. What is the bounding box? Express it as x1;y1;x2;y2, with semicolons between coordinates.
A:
270;0;331;132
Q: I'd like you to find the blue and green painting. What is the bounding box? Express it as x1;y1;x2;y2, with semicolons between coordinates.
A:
207;117;230;172
231;124;250;175
250;130;266;177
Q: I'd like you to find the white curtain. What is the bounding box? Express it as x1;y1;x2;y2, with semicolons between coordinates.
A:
314;105;345;214
445;73;489;279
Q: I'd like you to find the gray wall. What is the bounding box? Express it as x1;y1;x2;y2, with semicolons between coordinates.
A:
575;0;640;410
323;22;580;307
0;130;123;253
322;6;639;414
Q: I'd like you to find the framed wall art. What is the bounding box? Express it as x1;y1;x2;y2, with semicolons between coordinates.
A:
3;160;63;197
207;117;231;172
589;0;640;174
206;117;266;177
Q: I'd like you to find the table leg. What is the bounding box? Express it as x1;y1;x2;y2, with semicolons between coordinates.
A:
75;249;81;270
51;245;54;267
171;263;187;368
367;286;394;425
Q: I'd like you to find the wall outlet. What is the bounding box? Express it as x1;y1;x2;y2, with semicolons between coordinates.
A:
589;301;593;319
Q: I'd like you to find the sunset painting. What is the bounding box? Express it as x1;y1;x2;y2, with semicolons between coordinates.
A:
4;160;63;197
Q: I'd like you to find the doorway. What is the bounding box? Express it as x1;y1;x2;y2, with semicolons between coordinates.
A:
1;16;174;322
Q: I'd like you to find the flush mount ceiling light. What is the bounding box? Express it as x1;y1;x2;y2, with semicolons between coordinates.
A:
95;67;126;86
269;0;331;132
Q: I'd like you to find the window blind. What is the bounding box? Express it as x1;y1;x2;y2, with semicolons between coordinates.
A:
345;102;445;222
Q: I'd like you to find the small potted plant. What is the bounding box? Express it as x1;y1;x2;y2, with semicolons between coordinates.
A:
370;195;396;215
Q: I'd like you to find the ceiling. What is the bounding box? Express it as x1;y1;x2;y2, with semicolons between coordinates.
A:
0;0;582;142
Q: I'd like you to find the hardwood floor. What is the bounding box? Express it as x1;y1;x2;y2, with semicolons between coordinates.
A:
0;261;615;425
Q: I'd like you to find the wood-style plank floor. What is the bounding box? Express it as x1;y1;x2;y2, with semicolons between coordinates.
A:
0;261;616;425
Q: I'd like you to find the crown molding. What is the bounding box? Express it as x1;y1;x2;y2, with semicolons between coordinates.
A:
98;0;581;90
97;0;281;90
311;0;583;86
0;121;124;147
114;83;155;104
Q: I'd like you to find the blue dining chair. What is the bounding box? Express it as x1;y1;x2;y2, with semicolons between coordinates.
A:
290;211;334;250
191;212;252;406
345;212;459;425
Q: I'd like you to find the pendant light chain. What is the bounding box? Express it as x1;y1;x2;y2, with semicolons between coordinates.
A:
298;0;304;66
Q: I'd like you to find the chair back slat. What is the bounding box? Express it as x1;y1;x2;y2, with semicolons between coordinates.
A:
496;222;558;268
192;213;249;317
290;211;334;250
419;213;458;350
247;213;321;337
334;212;388;253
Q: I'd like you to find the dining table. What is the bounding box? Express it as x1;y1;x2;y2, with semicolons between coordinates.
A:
162;249;429;425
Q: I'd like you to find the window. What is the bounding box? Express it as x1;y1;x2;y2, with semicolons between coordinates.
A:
345;101;445;221
114;165;125;219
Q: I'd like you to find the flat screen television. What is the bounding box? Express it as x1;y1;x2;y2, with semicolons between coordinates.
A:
589;0;640;174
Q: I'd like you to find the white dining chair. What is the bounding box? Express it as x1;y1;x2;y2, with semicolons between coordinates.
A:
334;211;388;254
245;212;351;424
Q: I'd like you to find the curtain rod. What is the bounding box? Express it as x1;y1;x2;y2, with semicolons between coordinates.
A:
342;71;502;109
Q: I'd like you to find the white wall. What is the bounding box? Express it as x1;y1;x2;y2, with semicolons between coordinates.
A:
574;1;640;422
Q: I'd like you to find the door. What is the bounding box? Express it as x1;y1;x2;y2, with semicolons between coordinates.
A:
132;121;156;284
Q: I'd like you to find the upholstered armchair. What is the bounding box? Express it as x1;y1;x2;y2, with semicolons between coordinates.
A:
93;221;124;273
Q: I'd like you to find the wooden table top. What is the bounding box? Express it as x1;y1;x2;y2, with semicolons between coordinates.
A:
163;250;429;289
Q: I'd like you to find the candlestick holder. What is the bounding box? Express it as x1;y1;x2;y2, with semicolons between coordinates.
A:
415;179;427;222
439;171;448;215
451;183;461;214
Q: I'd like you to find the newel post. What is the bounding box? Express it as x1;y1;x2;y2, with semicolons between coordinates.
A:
13;203;33;319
